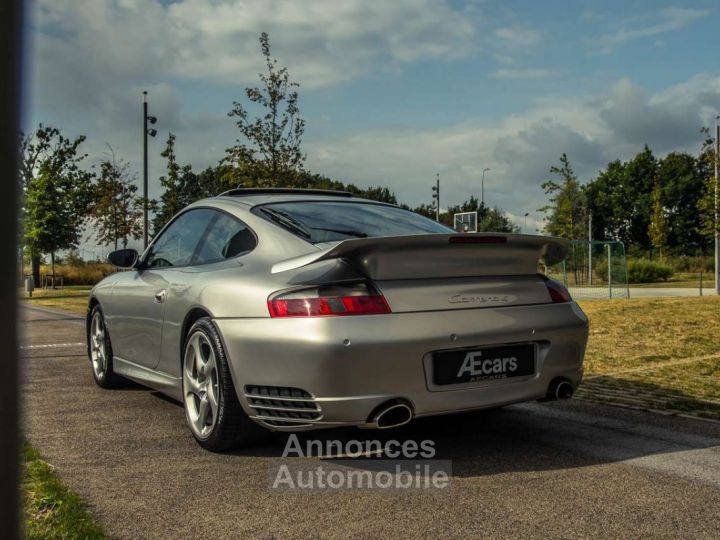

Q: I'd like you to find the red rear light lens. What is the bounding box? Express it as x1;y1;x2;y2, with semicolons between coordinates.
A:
268;282;391;317
544;278;572;303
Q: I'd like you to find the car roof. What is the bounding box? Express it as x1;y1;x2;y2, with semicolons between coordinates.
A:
214;188;394;208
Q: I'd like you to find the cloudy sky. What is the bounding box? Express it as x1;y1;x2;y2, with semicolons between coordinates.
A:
24;0;720;247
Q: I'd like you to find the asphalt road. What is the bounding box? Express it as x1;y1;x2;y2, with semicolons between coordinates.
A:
21;304;720;539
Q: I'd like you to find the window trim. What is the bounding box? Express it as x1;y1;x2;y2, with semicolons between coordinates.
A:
141;206;258;269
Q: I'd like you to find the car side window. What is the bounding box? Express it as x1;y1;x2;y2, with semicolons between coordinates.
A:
146;209;217;268
192;211;257;265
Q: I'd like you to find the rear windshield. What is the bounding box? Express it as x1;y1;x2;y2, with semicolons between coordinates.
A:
254;201;452;244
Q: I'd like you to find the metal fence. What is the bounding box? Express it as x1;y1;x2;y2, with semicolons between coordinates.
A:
546;240;629;300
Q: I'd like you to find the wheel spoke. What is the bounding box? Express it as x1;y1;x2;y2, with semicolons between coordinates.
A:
185;373;202;397
193;336;205;377
207;380;219;420
204;351;216;377
197;397;210;431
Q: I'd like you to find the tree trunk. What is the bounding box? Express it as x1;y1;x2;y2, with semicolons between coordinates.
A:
31;252;41;286
50;251;55;288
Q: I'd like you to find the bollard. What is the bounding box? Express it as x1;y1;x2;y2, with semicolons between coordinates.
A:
24;276;34;298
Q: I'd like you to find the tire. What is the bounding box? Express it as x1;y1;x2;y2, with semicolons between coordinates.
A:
88;305;124;388
182;317;267;451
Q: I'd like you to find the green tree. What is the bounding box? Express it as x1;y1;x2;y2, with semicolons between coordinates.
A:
657;152;706;253
408;203;436;219
90;149;143;250
226;32;305;186
153;133;196;233
624;146;658;249
19;125;92;282
178;166;230;206
587;146;707;255
698;127;719;248
648;182;669;255
479;207;520;233
539;154;586;239
25;165;91;278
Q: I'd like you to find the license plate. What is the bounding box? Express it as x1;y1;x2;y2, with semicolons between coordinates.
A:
432;343;535;385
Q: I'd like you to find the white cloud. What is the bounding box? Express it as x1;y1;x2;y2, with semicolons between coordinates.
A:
492;68;556;80
30;0;476;89
26;0;479;211
493;26;541;48
595;7;709;53
307;75;720;221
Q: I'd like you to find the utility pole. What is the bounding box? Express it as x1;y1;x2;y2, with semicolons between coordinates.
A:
715;116;719;295
432;173;440;222
142;91;157;249
481;167;490;208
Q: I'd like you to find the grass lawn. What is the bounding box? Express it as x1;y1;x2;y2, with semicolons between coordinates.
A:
23;444;105;539
577;296;720;419
22;285;90;314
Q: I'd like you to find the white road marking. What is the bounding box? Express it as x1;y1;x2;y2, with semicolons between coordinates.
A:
20;342;85;350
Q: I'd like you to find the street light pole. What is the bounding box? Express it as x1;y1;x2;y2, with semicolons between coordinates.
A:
142;91;157;250
143;92;148;249
481;168;490;207
523;212;529;233
432;173;440;222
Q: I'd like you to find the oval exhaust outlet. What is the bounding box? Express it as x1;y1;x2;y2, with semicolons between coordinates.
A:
373;403;413;429
539;378;575;402
554;381;574;400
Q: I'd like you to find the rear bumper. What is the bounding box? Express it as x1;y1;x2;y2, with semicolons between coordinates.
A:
215;302;588;431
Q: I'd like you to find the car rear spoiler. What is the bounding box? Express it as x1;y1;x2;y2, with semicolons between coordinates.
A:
271;233;569;280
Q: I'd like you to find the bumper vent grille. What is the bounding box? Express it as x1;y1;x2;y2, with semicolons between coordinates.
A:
244;385;322;426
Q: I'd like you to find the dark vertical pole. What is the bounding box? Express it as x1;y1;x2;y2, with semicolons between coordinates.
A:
0;0;22;536
143;91;149;249
436;173;440;222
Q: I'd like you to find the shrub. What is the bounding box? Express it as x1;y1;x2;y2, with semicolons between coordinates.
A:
23;262;116;285
592;259;624;283
594;258;672;283
668;256;713;273
627;259;672;283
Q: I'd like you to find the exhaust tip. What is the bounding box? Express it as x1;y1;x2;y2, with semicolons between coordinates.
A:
371;401;413;429
555;381;574;400
539;378;575;402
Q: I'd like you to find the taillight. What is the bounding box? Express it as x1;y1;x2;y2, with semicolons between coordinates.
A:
268;282;392;317
544;278;572;303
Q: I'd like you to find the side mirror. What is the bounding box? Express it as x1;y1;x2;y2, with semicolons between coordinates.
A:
107;248;139;269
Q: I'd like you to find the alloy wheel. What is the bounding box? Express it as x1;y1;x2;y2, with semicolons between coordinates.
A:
89;312;108;379
183;331;221;439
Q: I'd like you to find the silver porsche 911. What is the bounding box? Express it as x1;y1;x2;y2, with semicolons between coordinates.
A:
87;188;589;451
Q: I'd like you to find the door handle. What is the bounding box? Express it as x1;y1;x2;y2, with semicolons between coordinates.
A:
154;289;167;303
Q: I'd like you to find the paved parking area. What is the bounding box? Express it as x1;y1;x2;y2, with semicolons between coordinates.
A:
21;304;720;539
